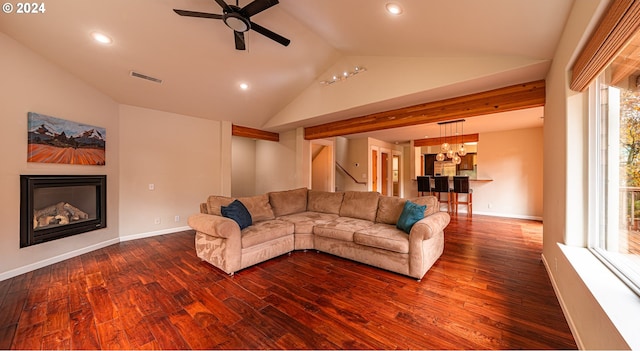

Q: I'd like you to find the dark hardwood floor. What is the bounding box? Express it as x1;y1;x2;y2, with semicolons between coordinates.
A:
0;214;577;350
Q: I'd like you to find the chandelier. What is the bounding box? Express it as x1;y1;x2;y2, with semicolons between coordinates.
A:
435;119;467;165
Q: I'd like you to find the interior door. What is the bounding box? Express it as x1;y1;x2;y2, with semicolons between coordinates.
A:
392;155;400;196
381;152;389;196
371;149;378;192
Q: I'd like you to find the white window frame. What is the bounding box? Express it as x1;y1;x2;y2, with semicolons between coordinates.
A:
588;74;640;296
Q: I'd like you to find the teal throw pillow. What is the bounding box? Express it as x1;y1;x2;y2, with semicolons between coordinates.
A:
396;200;426;234
221;199;252;230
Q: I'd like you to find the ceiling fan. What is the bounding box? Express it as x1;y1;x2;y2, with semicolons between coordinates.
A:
174;0;290;50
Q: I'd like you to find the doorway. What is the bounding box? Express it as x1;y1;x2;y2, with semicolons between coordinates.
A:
371;147;398;196
311;140;335;191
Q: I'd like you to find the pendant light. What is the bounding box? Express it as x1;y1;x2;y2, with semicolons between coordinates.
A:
445;123;455;158
437;119;466;162
453;122;462;164
458;119;467;157
436;124;445;161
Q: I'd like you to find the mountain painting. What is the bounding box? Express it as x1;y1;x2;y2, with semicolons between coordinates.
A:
27;112;106;165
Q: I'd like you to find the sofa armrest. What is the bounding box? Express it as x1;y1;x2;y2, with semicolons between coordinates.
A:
187;213;240;239
409;212;450;241
408;212;449;279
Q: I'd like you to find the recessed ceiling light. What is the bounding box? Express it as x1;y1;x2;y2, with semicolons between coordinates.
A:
385;3;403;15
91;32;112;44
239;82;249;90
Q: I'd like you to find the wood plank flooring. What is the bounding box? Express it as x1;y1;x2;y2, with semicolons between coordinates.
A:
0;215;577;349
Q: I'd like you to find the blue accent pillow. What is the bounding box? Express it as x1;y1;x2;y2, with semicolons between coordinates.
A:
396;200;426;234
221;200;252;230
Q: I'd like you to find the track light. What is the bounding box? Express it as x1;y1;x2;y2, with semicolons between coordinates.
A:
320;66;367;86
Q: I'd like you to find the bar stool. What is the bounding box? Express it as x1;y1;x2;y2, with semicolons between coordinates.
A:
452;176;472;216
432;176;452;212
417;176;432;196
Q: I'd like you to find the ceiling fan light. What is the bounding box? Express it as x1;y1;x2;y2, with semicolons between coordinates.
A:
223;13;250;32
385;3;403;15
91;32;112;44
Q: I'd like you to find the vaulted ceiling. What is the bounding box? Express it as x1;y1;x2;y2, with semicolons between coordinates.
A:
0;0;575;141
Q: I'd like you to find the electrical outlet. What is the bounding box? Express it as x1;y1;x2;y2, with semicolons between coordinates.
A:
154;217;161;225
148;183;155;191
174;215;180;222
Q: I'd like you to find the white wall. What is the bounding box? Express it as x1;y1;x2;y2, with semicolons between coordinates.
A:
118;105;223;239
0;33;120;277
474;127;543;219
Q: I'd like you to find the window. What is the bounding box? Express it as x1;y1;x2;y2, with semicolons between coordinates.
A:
590;33;640;295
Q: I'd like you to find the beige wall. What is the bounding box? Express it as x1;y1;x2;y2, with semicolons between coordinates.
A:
231;137;257;197
0;33;229;279
544;0;635;349
337;138;369;192
118;105;223;239
231;130;310;197
311;145;332;191
0;33;120;277
255;130;298;194
474;127;543;219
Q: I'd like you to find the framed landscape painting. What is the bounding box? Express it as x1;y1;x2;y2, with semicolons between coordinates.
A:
27;112;106;165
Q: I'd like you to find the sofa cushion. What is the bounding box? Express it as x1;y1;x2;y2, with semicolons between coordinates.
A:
221;200;252;230
314;217;375;242
277;211;339;234
410;196;439;217
207;195;235;216
339;191;380;221
241;219;294;248
307;190;344;214
238;194;275;222
353;224;410;254
375;196;407;224
269;188;308;217
396;201;426;233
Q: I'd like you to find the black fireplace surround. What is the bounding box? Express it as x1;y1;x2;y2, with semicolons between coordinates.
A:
20;175;107;248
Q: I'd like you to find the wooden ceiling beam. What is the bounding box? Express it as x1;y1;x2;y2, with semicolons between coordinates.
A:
414;133;479;147
232;124;279;142
303;80;545;140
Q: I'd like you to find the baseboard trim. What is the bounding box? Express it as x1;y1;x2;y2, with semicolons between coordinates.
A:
472;210;543;221
541;253;584;349
0;238;120;282
0;226;192;281
119;226;191;242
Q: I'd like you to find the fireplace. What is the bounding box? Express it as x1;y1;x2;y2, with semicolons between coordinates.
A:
20;175;107;248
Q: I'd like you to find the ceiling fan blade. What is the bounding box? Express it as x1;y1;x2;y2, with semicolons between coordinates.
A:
234;31;246;50
214;0;233;13
250;21;290;47
241;0;278;17
173;9;223;20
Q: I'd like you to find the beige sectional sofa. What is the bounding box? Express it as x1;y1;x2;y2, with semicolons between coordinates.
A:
187;188;450;281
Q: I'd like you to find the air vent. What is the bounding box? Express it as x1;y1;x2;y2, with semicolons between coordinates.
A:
130;71;163;84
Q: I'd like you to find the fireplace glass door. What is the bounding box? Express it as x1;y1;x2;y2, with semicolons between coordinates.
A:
20;175;106;247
